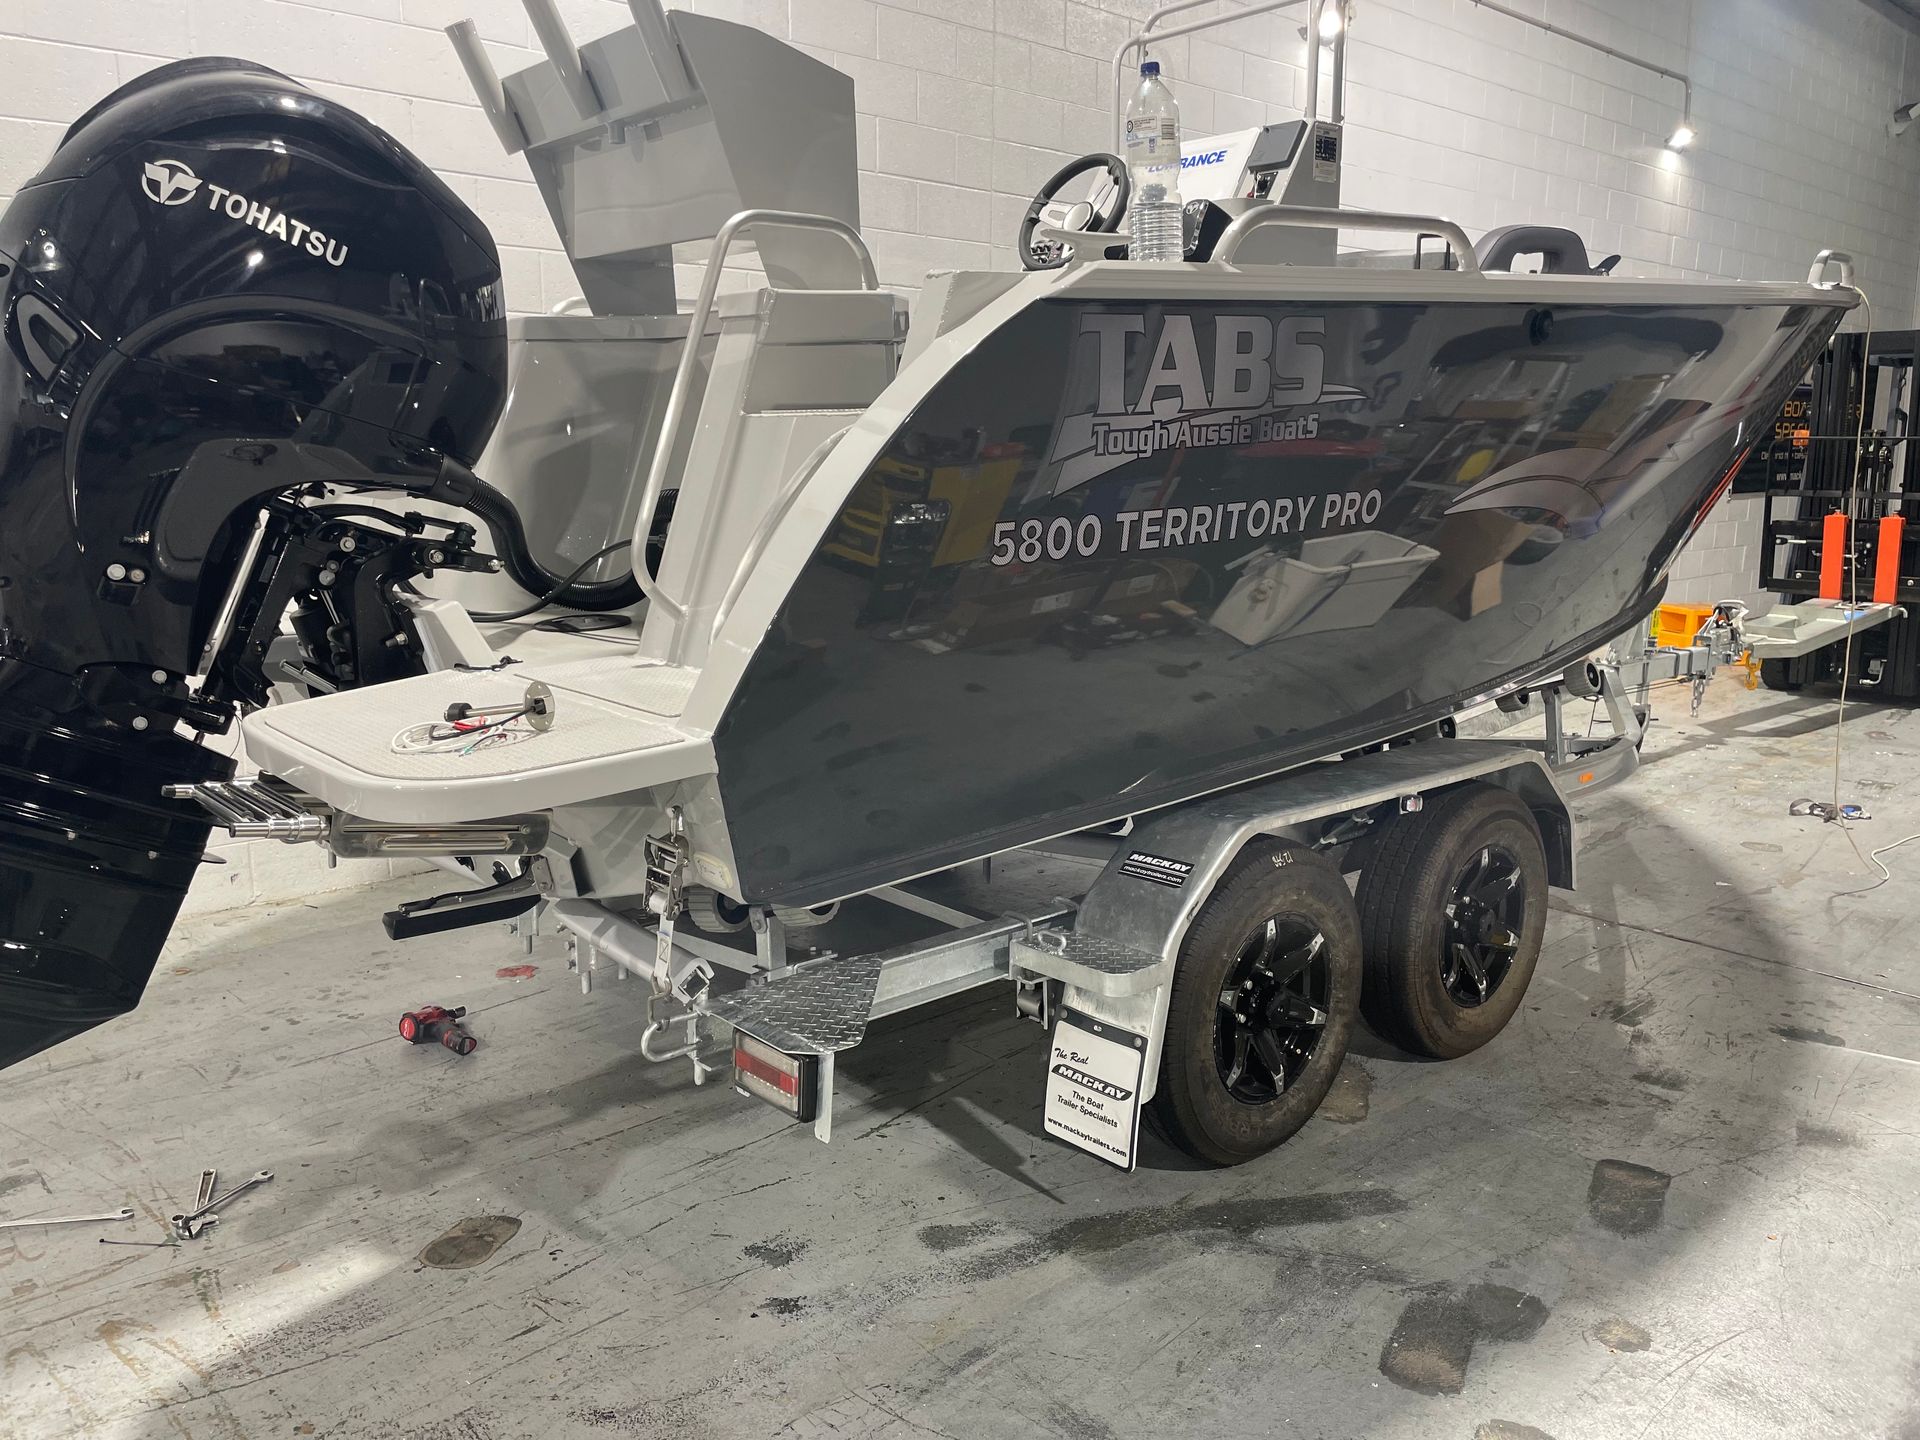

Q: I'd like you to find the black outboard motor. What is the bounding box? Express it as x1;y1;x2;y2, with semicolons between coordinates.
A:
0;59;508;1069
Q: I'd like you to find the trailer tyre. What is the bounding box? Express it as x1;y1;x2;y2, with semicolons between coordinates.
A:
1150;843;1361;1166
1356;783;1547;1059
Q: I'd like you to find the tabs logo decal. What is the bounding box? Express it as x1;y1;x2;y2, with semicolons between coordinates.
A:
141;158;202;206
1046;311;1367;494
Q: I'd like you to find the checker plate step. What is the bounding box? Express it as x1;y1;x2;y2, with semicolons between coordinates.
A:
702;952;887;1054
1011;930;1164;997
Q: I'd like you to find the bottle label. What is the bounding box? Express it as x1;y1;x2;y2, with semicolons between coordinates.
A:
1126;117;1178;158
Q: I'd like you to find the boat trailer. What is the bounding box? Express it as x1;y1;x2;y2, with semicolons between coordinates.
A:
174;614;1752;1170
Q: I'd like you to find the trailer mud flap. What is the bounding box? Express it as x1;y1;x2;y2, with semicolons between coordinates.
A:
1044;1009;1146;1170
0;701;232;1070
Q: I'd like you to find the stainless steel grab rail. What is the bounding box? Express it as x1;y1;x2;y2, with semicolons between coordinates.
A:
1214;204;1480;272
1807;249;1856;289
629;209;878;629
1110;0;1309;152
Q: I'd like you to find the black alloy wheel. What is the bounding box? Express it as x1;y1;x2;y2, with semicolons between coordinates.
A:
1151;842;1361;1166
1440;844;1525;1008
1217;915;1333;1102
1356;782;1549;1060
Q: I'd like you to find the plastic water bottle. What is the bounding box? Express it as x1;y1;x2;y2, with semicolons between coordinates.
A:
1124;61;1183;262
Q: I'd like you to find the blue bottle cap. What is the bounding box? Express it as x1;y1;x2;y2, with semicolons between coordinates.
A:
1141;61;1160;76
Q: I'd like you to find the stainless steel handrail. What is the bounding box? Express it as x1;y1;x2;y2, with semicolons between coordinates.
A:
1106;0;1231;139
1214;203;1481;272
708;425;852;650
1467;0;1692;145
630;208;878;629
1807;249;1856;289
1110;0;1309;152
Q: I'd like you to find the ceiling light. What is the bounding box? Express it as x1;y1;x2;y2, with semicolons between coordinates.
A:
1666;122;1694;151
1318;4;1344;39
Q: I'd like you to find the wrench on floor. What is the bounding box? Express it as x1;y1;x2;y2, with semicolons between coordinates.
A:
0;1207;136;1231
194;1168;217;1211
171;1170;271;1237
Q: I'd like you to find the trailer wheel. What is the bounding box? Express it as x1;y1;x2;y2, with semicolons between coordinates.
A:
1356;783;1547;1059
1759;658;1803;692
1150;843;1361;1166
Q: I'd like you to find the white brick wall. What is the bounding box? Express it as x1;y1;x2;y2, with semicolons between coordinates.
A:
4;0;1919;905
11;2;1915;312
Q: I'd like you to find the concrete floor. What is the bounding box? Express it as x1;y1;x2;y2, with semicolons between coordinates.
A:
4;677;1920;1440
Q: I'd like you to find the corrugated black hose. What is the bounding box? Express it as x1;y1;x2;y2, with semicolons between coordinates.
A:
428;455;671;621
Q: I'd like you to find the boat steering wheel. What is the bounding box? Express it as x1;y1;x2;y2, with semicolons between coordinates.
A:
1020;153;1131;271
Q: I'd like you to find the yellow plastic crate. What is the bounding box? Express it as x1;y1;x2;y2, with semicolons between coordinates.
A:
1652;602;1715;648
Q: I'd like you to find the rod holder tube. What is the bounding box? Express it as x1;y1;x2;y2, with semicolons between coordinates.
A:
445;21;525;152
522;0;600;118
626;0;693;96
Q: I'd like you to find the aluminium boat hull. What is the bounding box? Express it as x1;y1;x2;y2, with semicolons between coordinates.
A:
711;289;1847;904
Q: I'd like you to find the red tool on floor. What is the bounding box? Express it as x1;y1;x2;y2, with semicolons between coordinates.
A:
397;1005;477;1055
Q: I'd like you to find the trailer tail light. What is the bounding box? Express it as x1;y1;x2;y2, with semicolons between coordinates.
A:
733;1031;819;1123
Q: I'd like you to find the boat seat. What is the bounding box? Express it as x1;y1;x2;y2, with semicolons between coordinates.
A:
241;656;713;825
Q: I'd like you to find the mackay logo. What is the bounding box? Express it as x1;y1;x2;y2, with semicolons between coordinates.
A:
1045;311;1366;495
141;158;202;206
1050;1062;1133;1103
136;158;349;267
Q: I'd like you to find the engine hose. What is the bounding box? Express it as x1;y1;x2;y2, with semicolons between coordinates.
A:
466;539;634;624
458;475;645;613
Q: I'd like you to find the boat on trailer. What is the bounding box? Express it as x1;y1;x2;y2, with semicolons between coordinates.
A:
0;0;1858;1164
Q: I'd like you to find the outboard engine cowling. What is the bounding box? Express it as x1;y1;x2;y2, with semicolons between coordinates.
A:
0;59;508;1069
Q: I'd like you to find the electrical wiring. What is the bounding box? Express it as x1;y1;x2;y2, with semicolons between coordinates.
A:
391;704;540;757
466;539;634;624
1832;829;1920;900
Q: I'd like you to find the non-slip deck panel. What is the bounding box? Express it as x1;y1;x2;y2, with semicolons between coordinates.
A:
249;664;690;782
538;658;698;718
240;658;712;821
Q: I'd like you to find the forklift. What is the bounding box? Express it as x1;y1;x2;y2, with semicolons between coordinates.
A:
1745;328;1919;696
